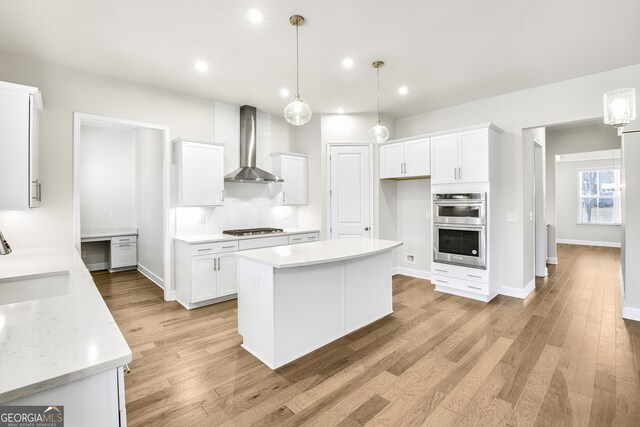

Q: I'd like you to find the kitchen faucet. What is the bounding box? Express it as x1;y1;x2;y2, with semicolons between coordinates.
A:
0;230;11;255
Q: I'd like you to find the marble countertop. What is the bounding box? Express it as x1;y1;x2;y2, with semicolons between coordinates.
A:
236;238;402;268
0;246;132;403
81;227;138;240
174;228;320;244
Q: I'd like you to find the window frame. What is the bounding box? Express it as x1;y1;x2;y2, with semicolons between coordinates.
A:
576;166;621;226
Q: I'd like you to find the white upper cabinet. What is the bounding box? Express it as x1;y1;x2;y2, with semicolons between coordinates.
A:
431;126;495;184
174;138;225;207
379;137;430;179
0;81;42;209
271;152;308;205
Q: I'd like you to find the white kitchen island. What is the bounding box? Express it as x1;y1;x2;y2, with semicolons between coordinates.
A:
236;238;402;369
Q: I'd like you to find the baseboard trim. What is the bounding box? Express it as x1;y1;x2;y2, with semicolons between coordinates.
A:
500;279;535;299
85;262;108;272
547;257;558;265
138;264;164;289
557;239;621;248
622;305;640;322
393;266;430;280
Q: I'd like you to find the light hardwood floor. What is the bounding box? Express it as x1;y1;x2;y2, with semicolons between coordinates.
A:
93;244;640;426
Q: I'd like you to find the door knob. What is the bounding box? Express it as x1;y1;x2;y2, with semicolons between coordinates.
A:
364;227;370;231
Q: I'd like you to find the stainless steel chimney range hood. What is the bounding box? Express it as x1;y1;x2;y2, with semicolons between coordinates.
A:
224;105;284;184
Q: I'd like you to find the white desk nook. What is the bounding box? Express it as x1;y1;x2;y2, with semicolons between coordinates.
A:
236;238;402;369
81;228;138;272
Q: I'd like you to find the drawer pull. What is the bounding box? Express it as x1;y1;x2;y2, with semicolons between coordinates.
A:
467;285;482;291
467;274;483;279
435;279;448;284
197;248;212;252
435;269;448;273
307;237;316;240
222;246;236;249
292;238;302;241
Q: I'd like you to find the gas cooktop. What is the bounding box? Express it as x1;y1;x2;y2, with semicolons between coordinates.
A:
222;227;284;237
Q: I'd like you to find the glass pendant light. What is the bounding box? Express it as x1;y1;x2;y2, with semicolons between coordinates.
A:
284;15;312;126
369;61;389;143
604;88;636;127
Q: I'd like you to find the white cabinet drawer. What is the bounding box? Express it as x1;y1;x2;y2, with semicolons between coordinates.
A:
288;233;319;244
432;274;489;295
111;235;137;244
110;242;137;269
432;262;488;283
190;241;238;256
239;235;289;250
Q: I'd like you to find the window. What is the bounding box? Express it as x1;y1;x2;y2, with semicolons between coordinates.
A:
578;168;621;224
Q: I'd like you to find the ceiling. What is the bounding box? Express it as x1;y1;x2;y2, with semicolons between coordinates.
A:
1;0;639;118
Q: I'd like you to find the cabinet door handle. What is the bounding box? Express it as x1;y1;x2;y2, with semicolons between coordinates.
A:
454;167;457;180
283;192;286;203
221;189;224;202
213;258;217;271
458;167;462;180
217;258;221;270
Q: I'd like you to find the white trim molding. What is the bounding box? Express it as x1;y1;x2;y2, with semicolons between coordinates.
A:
500;279;535;299
622;305;640;322
392;267;431;280
557;239;621;248
138;264;164;289
547;257;558;265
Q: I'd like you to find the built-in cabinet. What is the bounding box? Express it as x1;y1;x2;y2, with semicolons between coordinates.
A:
6;366;127;427
109;235;138;271
431;128;493;184
175;231;319;309
0;81;42;209
271;152;308;205
379;137;430;179
174;137;225;207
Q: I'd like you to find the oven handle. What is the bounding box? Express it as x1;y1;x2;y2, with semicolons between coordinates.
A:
433;224;486;231
433;201;485;206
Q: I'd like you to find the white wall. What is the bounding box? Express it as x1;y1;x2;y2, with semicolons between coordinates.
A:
396;179;430;274
395;63;640;290
79;125;136;230
556;156;621;245
136;127;164;283
622;130;640;317
545;122;621;258
0;52;215;249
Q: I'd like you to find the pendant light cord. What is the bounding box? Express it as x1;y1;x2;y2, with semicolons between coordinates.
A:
296;24;300;98
376;66;380;123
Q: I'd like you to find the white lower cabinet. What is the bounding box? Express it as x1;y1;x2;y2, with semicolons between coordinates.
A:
175;232;319;309
5;366;126;427
431;261;493;302
109;236;137;271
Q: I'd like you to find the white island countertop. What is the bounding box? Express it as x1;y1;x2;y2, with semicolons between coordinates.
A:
0;246;132;403
236;238;402;268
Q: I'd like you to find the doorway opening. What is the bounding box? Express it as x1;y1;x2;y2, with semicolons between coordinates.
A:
73;113;173;301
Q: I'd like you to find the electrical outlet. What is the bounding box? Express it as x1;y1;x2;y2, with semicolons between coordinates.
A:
529;212;533;221
406;254;415;263
199;211;206;224
507;213;518;222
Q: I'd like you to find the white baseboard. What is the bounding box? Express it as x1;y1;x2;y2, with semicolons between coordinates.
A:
556;239;621;248
85;262;108;272
138;263;164;289
622;305;640;322
500;279;535;299
393;266;431;280
547;257;558;265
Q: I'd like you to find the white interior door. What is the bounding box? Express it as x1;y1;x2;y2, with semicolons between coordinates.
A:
329;145;371;239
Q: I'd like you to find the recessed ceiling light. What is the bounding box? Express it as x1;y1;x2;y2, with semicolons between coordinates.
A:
337;107;345;114
247;9;264;24
398;86;409;95
195;60;208;73
342;57;354;69
280;88;290;97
